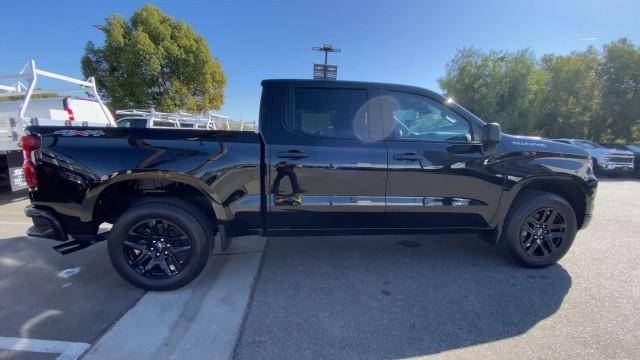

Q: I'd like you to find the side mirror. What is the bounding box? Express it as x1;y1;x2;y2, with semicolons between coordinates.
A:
481;123;501;154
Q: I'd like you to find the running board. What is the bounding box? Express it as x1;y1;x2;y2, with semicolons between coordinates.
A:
53;239;93;255
53;231;109;255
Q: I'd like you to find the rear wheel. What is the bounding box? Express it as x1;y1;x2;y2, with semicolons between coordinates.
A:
500;191;577;268
108;200;212;290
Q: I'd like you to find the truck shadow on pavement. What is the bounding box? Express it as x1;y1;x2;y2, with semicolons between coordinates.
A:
236;234;572;360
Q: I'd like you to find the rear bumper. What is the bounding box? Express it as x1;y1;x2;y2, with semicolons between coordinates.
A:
24;205;67;241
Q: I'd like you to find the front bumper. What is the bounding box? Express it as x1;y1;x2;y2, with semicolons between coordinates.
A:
24;205;67;241
600;162;634;172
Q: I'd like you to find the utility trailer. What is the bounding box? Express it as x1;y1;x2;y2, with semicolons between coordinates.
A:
0;60;114;191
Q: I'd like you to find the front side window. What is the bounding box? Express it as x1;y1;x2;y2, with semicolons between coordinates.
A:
386;92;471;142
291;88;369;139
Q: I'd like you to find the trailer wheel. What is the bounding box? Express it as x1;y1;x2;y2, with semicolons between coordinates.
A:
107;200;211;290
500;190;577;268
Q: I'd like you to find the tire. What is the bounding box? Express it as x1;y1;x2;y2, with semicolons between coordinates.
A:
500;190;577;268
107;199;213;290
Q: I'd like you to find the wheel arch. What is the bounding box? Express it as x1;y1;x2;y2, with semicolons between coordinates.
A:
82;171;223;225
500;177;589;230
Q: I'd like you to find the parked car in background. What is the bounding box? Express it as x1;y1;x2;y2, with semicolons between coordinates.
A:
600;143;640;176
553;139;634;174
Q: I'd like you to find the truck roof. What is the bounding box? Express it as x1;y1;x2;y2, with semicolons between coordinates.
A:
261;79;446;101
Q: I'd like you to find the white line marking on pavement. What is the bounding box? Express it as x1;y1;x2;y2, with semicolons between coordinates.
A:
0;336;90;360
84;236;266;360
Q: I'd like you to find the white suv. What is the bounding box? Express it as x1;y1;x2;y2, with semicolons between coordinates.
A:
554;138;634;173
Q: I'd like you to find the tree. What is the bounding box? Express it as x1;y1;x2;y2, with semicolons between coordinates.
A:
538;48;601;139
598;39;640;142
81;4;226;112
439;48;545;134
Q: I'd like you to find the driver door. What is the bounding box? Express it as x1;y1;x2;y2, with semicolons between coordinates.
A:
382;90;503;229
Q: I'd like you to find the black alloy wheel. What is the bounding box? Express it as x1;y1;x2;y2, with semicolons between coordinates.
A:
108;199;212;290
500;190;577;268
124;219;192;279
519;207;566;258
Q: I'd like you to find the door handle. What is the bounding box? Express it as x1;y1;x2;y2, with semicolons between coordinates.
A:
393;153;423;161
277;150;308;159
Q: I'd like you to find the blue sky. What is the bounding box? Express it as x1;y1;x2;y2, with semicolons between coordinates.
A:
1;0;639;122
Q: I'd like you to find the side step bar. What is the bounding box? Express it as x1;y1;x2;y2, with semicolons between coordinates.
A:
53;239;93;255
53;231;109;255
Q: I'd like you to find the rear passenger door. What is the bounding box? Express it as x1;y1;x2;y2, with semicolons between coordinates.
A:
266;85;388;230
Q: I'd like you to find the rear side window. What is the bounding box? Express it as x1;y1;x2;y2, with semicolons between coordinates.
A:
290;88;369;139
152;119;177;128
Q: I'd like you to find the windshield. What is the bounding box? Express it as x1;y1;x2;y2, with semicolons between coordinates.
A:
574;140;603;149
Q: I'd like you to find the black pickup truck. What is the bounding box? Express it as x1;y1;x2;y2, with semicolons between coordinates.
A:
20;80;597;290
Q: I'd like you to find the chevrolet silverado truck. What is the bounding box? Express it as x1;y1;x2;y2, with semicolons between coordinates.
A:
21;80;597;290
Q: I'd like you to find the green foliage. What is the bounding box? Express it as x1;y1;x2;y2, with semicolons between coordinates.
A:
439;39;640;142
439;48;545;134
81;4;226;112
538;47;601;139
599;39;640;142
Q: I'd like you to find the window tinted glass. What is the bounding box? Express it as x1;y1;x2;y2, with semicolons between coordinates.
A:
291;88;368;139
117;118;147;128
131;118;147;128
117;119;130;128
152;120;177;128
386;92;471;142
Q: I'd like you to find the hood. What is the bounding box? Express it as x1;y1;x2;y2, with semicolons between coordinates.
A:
501;134;589;158
605;148;634;156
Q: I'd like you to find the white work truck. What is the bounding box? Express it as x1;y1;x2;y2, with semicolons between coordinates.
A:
0;60;115;191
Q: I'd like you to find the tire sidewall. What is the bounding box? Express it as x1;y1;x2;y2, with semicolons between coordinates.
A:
503;193;577;267
108;203;210;290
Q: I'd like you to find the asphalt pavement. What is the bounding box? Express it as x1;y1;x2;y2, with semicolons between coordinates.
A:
234;179;640;360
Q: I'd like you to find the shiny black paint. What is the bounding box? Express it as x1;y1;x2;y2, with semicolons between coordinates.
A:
28;127;262;237
25;79;597;244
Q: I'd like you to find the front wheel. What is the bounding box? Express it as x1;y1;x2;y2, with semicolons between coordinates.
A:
500;190;577;268
108;200;211;290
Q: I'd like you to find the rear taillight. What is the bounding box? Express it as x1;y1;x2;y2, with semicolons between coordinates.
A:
18;135;41;190
587;157;594;173
63;97;75;121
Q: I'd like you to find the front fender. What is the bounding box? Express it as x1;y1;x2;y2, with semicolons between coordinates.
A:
490;150;597;228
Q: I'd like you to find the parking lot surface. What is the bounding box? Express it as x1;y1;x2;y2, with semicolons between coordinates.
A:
235;179;640;360
1;179;639;359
